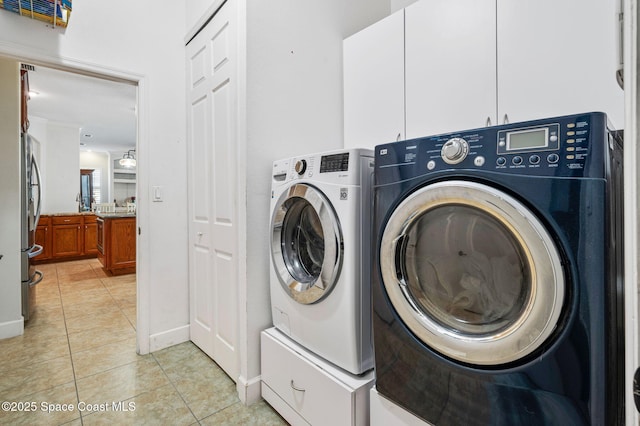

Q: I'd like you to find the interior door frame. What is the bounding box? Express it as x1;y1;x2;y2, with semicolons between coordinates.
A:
623;0;639;422
0;46;148;354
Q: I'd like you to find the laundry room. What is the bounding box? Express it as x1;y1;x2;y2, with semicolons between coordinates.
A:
0;0;638;425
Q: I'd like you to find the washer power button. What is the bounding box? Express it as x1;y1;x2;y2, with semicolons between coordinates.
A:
441;138;469;164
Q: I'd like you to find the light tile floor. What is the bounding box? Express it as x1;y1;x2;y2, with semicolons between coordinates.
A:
0;259;287;426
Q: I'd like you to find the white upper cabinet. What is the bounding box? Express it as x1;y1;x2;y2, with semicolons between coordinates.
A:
344;9;405;149
405;0;497;138
497;0;624;129
344;0;624;147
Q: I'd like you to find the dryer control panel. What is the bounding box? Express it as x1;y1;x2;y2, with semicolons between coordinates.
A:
375;112;613;182
272;148;374;187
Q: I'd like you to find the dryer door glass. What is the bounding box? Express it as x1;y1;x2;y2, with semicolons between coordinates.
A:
282;200;325;282
379;180;565;366
402;204;531;336
271;183;343;304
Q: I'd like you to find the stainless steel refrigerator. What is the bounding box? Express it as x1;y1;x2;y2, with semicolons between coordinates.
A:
21;133;43;321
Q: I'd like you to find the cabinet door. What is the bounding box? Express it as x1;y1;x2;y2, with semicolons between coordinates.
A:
84;222;98;256
96;219;104;254
110;218;136;268
34;224;51;260
497;0;624;128
344;9;405;148
52;224;82;258
405;0;497;138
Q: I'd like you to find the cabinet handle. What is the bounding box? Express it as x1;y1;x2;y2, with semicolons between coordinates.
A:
486;116;492;127
197;232;203;236
290;380;305;393
503;114;509;124
64;219;71;222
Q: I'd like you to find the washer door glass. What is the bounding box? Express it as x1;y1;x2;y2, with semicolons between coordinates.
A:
271;183;343;304
380;180;565;365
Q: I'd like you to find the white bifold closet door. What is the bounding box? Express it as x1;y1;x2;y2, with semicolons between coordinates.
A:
186;0;239;381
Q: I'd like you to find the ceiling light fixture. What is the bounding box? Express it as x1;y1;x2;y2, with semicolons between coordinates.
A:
119;149;136;168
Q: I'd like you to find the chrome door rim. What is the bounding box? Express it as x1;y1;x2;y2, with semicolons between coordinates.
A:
380;180;565;365
271;183;343;304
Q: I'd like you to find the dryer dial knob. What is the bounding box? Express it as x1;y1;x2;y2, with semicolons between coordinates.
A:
441;138;469;164
294;159;307;175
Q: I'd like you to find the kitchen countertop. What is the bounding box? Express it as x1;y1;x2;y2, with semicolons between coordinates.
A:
42;212;97;216
95;213;137;219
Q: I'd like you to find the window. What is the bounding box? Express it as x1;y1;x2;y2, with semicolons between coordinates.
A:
92;169;101;205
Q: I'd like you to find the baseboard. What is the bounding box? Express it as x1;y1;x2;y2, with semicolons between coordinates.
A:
0;317;24;340
149;324;190;352
237;374;262;405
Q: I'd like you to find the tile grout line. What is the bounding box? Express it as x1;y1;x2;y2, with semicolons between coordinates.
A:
151;352;202;423
99;274;137;331
53;263;83;426
57;261;104;426
61;261;140;424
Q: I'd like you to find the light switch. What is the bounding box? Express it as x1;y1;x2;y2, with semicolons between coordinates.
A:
152;186;163;202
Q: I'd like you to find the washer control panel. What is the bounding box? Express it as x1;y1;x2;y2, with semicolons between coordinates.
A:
375;112;611;180
272;149;372;187
294;159;307;175
441;137;469;164
495;123;561;169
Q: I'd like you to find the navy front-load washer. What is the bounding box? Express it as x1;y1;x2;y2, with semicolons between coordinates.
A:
372;112;624;425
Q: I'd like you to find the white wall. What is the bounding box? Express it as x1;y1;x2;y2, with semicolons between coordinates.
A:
0;0;187;353
30;121;111;213
391;0;419;13
240;0;390;397
43;122;80;213
185;0;390;401
0;58;23;338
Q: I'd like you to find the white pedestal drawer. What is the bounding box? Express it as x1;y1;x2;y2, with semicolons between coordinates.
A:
260;328;374;426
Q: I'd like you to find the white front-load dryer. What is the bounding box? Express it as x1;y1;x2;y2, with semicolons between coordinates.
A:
269;148;374;375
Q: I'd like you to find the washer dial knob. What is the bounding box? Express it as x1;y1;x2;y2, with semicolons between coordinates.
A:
294;159;307;175
441;138;469;164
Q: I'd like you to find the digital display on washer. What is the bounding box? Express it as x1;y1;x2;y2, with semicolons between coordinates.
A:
507;128;548;151
320;153;349;173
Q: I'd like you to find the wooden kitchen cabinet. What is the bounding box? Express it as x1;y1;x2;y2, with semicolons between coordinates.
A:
96;218;104;255
83;215;98;256
52;215;83;258
34;215;52;261
33;214;99;263
97;215;136;275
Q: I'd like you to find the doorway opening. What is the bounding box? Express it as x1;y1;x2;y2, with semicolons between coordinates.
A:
21;62;140;352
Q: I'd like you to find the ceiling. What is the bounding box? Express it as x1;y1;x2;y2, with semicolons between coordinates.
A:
25;64;137;154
